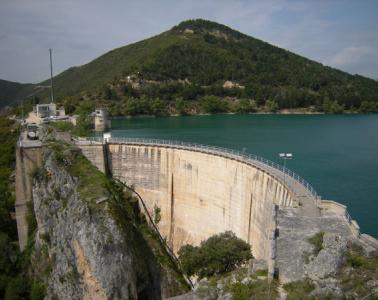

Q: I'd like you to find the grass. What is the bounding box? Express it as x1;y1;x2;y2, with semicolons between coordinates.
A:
255;269;268;277
308;231;324;256
230;279;278;300
283;278;315;300
49;121;74;132
219;268;278;300
48;141;108;202
68;154;108;201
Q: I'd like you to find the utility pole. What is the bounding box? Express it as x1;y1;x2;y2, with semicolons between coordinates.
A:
49;48;54;103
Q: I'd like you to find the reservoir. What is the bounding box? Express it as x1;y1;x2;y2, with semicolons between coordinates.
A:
108;114;378;238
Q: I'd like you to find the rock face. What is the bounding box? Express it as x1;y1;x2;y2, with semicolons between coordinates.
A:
306;233;347;280
31;147;162;299
276;207;354;283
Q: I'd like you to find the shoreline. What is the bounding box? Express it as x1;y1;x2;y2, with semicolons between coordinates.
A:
109;110;374;119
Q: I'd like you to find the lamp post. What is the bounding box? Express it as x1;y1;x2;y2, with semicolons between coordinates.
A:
279;153;293;187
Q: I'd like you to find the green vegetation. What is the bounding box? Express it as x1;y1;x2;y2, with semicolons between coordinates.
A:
178;231;252;278
200;95;229;113
0;117;23;299
49;102;93;137
193;266;278;300
49;120;74;132
153;205;161;224
0;79;34;108
2;19;378;115
322;99;345;114
283;278;316;300
359;101;378;113
308;231;324;255
229;280;277;300
340;243;378;298
282;243;378;299
235;99;257;113
0;116;47;299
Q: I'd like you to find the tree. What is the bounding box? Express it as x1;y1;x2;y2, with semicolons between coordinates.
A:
322;99;344;114
200;96;229;113
266;100;279;112
235;99;257;113
359;101;378;113
151;98;165;116
178;231;252;278
175;97;187;115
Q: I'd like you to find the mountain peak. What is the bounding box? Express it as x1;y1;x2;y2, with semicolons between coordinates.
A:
172;19;245;40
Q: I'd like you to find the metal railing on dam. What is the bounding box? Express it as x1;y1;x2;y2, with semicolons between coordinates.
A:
75;136;322;204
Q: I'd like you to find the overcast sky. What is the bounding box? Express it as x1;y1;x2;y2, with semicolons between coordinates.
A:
1;0;378;83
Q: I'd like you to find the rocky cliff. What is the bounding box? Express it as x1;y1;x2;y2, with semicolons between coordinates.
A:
27;142;189;299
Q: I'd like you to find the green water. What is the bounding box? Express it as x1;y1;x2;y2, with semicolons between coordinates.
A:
109;114;378;238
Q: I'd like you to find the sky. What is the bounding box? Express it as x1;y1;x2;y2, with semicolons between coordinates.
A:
0;0;378;83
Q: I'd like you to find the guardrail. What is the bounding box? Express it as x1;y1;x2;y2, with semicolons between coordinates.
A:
75;136;321;203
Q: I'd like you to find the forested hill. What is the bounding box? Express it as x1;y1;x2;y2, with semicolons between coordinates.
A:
2;19;378;112
0;79;34;108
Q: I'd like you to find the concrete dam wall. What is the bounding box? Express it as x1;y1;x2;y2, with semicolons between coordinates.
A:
79;139;298;263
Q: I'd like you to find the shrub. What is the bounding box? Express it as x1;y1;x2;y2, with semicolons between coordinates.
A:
4;276;30;300
359;101;378;113
283;278;315;300
178;231;252;278
50;121;74;132
235;99;257;113
266;100;279;112
308;231;324;256
322;99;344;114
200;96;229;113
30;281;46;300
153;205;161;224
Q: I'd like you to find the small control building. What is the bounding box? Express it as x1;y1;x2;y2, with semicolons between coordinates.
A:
26;103;66;124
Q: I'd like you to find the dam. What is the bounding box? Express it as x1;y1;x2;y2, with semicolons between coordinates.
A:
74;137;378;281
16;134;378;282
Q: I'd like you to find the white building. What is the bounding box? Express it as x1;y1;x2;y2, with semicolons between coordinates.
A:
26;103;66;124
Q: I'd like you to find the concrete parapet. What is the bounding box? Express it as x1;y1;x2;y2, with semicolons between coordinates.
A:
319;200;360;238
319;200;347;215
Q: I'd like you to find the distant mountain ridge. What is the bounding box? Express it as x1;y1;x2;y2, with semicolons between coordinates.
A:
0;79;34;108
1;19;377;110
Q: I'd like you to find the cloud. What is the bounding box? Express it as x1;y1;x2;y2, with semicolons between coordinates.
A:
328;46;378;67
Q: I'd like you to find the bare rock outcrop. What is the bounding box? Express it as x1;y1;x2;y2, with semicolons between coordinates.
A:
306;233;347;280
31;147;162;299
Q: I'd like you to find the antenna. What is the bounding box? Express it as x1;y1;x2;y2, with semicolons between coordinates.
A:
49;48;54;103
